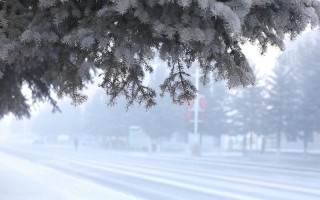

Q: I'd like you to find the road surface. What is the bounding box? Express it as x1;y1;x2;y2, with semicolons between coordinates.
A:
0;144;319;200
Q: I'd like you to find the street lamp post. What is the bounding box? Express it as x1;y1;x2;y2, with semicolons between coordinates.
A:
194;67;200;146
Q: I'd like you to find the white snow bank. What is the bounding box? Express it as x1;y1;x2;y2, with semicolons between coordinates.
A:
0;152;143;200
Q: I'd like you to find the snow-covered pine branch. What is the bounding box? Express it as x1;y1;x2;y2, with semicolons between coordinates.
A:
0;0;319;118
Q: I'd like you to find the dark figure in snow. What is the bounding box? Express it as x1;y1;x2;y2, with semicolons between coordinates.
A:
242;136;247;156
73;138;79;150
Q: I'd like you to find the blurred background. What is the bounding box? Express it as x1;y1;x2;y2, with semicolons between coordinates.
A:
1;30;320;157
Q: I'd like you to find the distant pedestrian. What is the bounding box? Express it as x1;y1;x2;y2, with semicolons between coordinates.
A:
242;136;247;156
73;138;79;150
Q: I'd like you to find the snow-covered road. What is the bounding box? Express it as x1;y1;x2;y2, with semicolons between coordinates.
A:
1;145;320;200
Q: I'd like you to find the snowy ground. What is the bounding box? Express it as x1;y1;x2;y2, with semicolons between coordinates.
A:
1;144;320;200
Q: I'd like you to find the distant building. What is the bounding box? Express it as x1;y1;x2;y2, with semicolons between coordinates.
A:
128;126;151;151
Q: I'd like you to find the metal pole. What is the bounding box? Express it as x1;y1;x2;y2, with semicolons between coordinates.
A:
194;68;200;145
